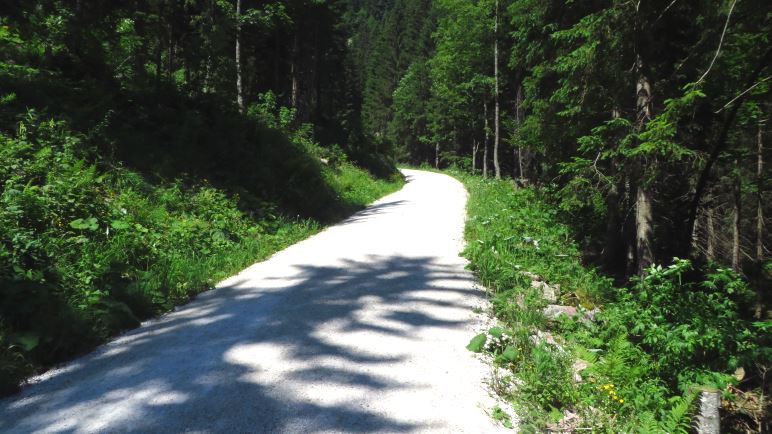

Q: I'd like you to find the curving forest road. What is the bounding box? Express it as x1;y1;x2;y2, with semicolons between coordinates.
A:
0;169;505;433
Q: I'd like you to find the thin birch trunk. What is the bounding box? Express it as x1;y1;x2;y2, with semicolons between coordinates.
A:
755;119;765;318
483;101;489;178
492;0;501;179
472;138;478;174
168;25;174;80
706;204;716;260
757;119;764;262
515;84;524;181
291;32;299;109
732;158;742;271
235;0;244;113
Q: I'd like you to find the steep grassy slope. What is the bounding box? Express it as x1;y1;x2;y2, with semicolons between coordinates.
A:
0;110;402;395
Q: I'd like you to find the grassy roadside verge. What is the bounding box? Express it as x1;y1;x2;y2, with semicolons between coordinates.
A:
0;120;403;395
451;171;768;432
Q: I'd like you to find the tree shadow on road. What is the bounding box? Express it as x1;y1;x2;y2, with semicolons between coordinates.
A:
0;254;481;433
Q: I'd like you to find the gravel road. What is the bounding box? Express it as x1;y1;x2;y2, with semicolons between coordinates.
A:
0;169;505;433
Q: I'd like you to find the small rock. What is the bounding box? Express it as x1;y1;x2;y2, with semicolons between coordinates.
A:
734;367;745;381
583;307;601;321
696;389;721;434
515;293;525;308
548;409;581;431
543;305;578;320
521;271;542;281
572;359;589;382
531;280;559;303
529;330;559;347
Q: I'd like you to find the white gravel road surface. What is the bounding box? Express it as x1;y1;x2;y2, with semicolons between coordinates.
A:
0;169;505;433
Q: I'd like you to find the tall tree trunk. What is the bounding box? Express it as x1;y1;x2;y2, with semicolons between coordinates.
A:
605;108;625;272
235;0;244;113
515;84;524;181
605;161;626;272
492;0;501;179
274;35;281;91
636;185;654;274
732;158;742;271
167;25;174;80
133;7;147;79
483;101;489;178
435;142;439;168
625;177;637;276
691;209;700;253
183;47;190;89
313;20;322;123
291;32;299;109
634;54;655;274
755;119;765;318
154;36;162;91
202;0;214;94
604;180;623;269
203;56;212;93
706;203;716;260
757;119;765;262
472;138;478;174
685;48;772;253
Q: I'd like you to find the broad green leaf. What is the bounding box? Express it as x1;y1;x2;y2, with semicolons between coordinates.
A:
466;333;487;353
111;220;131;230
500;345;518;362
70;217;98;230
488;326;505;338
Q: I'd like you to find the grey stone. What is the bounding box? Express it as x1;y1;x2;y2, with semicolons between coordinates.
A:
543;304;578;320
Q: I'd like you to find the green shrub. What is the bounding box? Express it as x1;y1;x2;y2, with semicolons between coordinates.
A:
602;259;759;390
517;343;578;412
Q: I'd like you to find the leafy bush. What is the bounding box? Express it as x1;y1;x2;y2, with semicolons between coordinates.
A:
603;259;760;389
517;343;578;412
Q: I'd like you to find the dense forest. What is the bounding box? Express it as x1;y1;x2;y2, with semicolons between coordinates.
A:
0;0;770;431
354;0;770;282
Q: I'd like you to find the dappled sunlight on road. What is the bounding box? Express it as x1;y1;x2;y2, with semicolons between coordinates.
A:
0;170;504;433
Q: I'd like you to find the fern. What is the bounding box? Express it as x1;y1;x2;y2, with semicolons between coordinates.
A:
633;392;696;433
659;392;697;434
635;412;663;434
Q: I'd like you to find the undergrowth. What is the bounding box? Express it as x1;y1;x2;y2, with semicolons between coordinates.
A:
453;171;769;432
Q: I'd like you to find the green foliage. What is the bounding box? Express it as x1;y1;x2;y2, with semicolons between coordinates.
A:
453;171;765;430
516;343;578;412
490;405;515;429
323;162;404;209
636;393;697;434
466;333;487;353
603;259;759;389
460;172;613;306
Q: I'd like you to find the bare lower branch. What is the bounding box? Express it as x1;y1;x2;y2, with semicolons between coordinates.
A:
697;0;738;84
715;76;771;114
